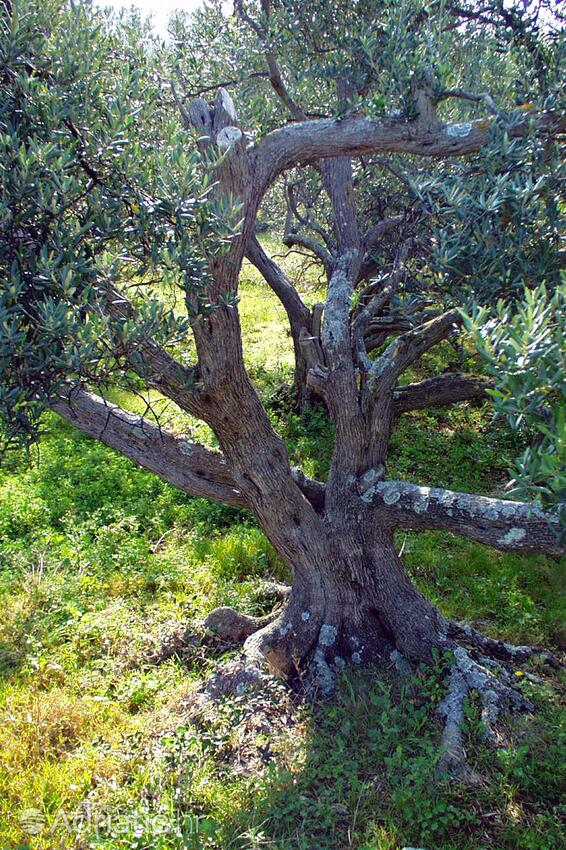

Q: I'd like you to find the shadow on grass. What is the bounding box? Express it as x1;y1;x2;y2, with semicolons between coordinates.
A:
157;659;566;850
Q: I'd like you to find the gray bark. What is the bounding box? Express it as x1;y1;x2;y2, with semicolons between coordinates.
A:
394;373;492;413
52;385;246;507
361;478;563;557
253;110;565;191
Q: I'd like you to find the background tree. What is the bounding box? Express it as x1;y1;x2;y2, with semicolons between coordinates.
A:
1;0;564;776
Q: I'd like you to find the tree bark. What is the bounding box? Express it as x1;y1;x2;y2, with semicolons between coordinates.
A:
245;236;318;407
173;90;563;702
242;519;446;693
362;478;563;557
43;82;564;766
51;385;247;507
254;109;566;192
394;373;491;413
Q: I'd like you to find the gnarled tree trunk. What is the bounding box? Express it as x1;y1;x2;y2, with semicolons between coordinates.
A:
243;522;443;690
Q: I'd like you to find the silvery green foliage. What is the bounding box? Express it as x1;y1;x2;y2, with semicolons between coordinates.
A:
415;123;564;304
465;284;566;538
0;0;237;449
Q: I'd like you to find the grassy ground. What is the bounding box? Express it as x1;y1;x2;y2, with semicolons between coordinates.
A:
0;246;565;850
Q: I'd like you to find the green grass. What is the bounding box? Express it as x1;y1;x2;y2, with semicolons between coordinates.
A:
0;244;564;849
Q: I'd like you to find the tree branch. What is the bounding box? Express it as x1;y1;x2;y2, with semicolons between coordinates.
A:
285;179;333;248
246;236;311;327
358;213;418;284
352;284;395;372
234;0;306;122
362;215;404;256
361;478;563;557
370;309;462;394
394;373;491;413
290;467;326;512
282;230;334;274
177;71;270;99
93;281;203;418
51;385;247;507
254;110;566;192
362;303;440;352
246;236;324;386
353;240;414;369
436;87;497;114
53;384;327;514
282;178;335;274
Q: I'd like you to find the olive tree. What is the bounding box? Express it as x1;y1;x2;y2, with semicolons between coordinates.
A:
1;0;564;775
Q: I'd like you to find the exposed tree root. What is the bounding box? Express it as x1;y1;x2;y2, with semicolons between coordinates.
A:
200;657;269;701
202;581;291;644
437;663;471;779
447;620;561;669
150;599;562;783
203;606;278;643
258;580;292;601
437;642;536;778
436;624;563;779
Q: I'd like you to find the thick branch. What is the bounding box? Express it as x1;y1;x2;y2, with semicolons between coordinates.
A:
363;307;441;353
290;467;326;512
363;215;404;255
394;373;491;413
370;310;462;394
361;479;563;557
320;153;361;257
246;236;325;393
51;386;247;507
282;230;333;274
254;110;565;192
246;236;311;328
318;145;362;377
436;87;497;113
359;214;404;282
93;282;203;418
